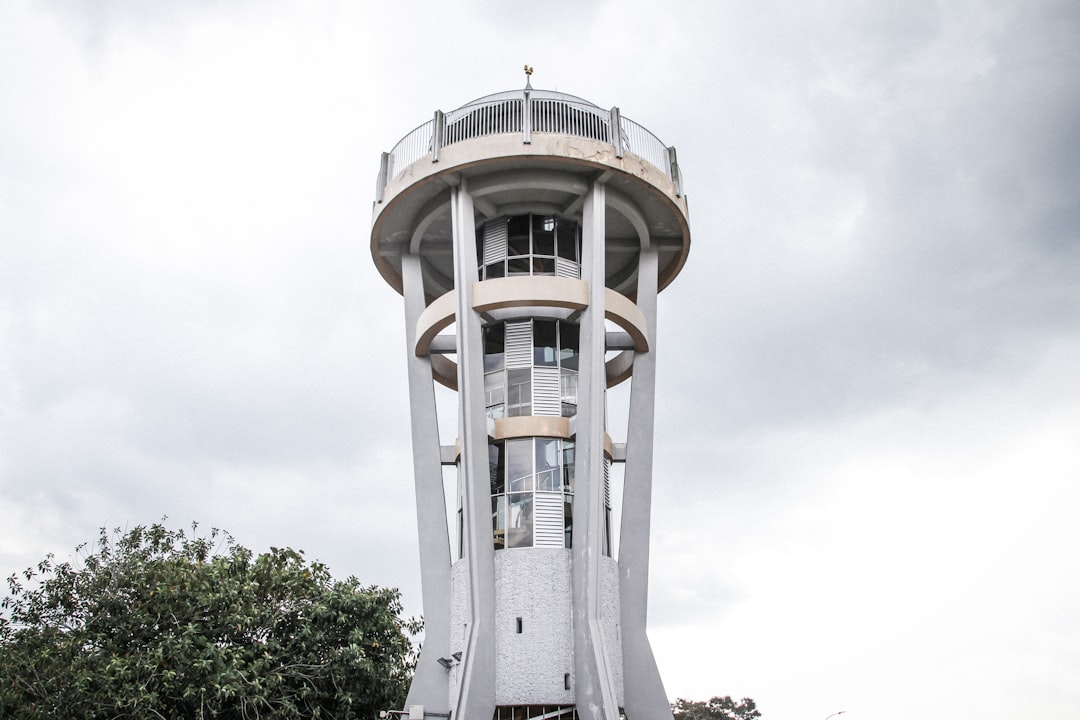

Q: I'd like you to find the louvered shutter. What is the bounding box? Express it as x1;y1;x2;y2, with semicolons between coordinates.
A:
483;221;508;266
532;366;561;416
555;258;579;279
504;321;532;368
533;492;564;547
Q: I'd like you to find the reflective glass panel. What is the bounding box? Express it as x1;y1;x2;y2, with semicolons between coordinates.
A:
556;221;579;261
506;368;531;417
488;443;505;494
533;320;558;366
485;262;505;280
561;441;576;491
507;256;531;276
507;216;530;256
506;493;533;548
559;323;579;370
532;215;556;256
532;256;555;275
492;495;507;550
484;325;504;372
535;439;560;490
506;439;533;492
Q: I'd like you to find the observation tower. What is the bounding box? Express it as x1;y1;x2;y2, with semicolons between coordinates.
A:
370;71;690;720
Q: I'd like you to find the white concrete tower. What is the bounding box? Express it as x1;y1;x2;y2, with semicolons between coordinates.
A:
370;74;690;720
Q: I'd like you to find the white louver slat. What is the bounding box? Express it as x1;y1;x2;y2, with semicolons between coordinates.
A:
483;221;508;266
505;321;532;368
533;492;564;547
532;367;561;416
555;258;579;279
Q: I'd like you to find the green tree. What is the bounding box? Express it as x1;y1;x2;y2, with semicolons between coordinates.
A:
0;522;418;719
672;696;762;720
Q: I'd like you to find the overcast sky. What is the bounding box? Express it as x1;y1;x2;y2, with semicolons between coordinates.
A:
2;1;1078;718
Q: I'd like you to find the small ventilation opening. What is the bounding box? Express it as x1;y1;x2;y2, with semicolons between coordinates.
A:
516;617;523;633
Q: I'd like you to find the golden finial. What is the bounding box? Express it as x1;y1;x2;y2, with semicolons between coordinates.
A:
524;65;534;76
523;65;534;91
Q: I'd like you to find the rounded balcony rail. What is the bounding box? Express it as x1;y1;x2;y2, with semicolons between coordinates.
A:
377;89;681;202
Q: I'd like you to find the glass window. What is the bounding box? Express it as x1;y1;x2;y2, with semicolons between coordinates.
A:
477;215;580;279
531;256;555;275
507;256;531;276
488;438;576;551
561;441;576;490
535;439;560;490
506;493;533;548
507;216;530;256
533;320;558;366
484;325;505;372
559;323;579;370
488;443;505;494
556;220;579;261
532;215;556;256
506;368;531;417
506;439;533;492
492;496;506;550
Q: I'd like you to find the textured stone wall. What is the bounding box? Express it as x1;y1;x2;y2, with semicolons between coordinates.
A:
494;549;575;705
448;550;625;708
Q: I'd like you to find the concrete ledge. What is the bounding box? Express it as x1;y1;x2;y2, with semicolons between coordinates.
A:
473;276;589;313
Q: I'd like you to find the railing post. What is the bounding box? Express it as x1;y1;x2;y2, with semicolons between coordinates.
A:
432;110;445;163
375;151;390;203
610;107;623;158
523;92;532;145
667;146;682;197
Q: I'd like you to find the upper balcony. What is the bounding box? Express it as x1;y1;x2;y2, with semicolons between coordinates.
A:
375;89;684;204
370;88;691;298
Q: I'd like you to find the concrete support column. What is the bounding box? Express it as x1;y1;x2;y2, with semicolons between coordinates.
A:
619;246;673;720
401;253;452;713
450;180;497;719
573;179;621;720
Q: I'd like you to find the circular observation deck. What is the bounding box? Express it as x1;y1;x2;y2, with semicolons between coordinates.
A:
370;89;691;300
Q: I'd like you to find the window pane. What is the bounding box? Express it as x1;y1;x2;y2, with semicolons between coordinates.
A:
484;325;504;372
507;256;531;276
532;215;556;256
560;369;578;414
506;438;533;492
506;493;533;548
489;443;505;494
485;261;505;280
556;220;579;261
535;439;560;490
492;495;506;550
561;441;576;491
507;215;530;256
506;368;531;417
564;495;573;548
532;256;555;275
559;323;579;370
533;320;558;366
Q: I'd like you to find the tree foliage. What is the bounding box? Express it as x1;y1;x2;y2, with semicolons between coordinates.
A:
672;696;762;720
0;522;417;719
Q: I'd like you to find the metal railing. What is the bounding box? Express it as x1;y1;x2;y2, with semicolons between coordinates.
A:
378;89;680;200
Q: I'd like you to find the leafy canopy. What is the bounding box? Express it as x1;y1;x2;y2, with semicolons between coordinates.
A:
0;522;418;719
672;696;763;720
